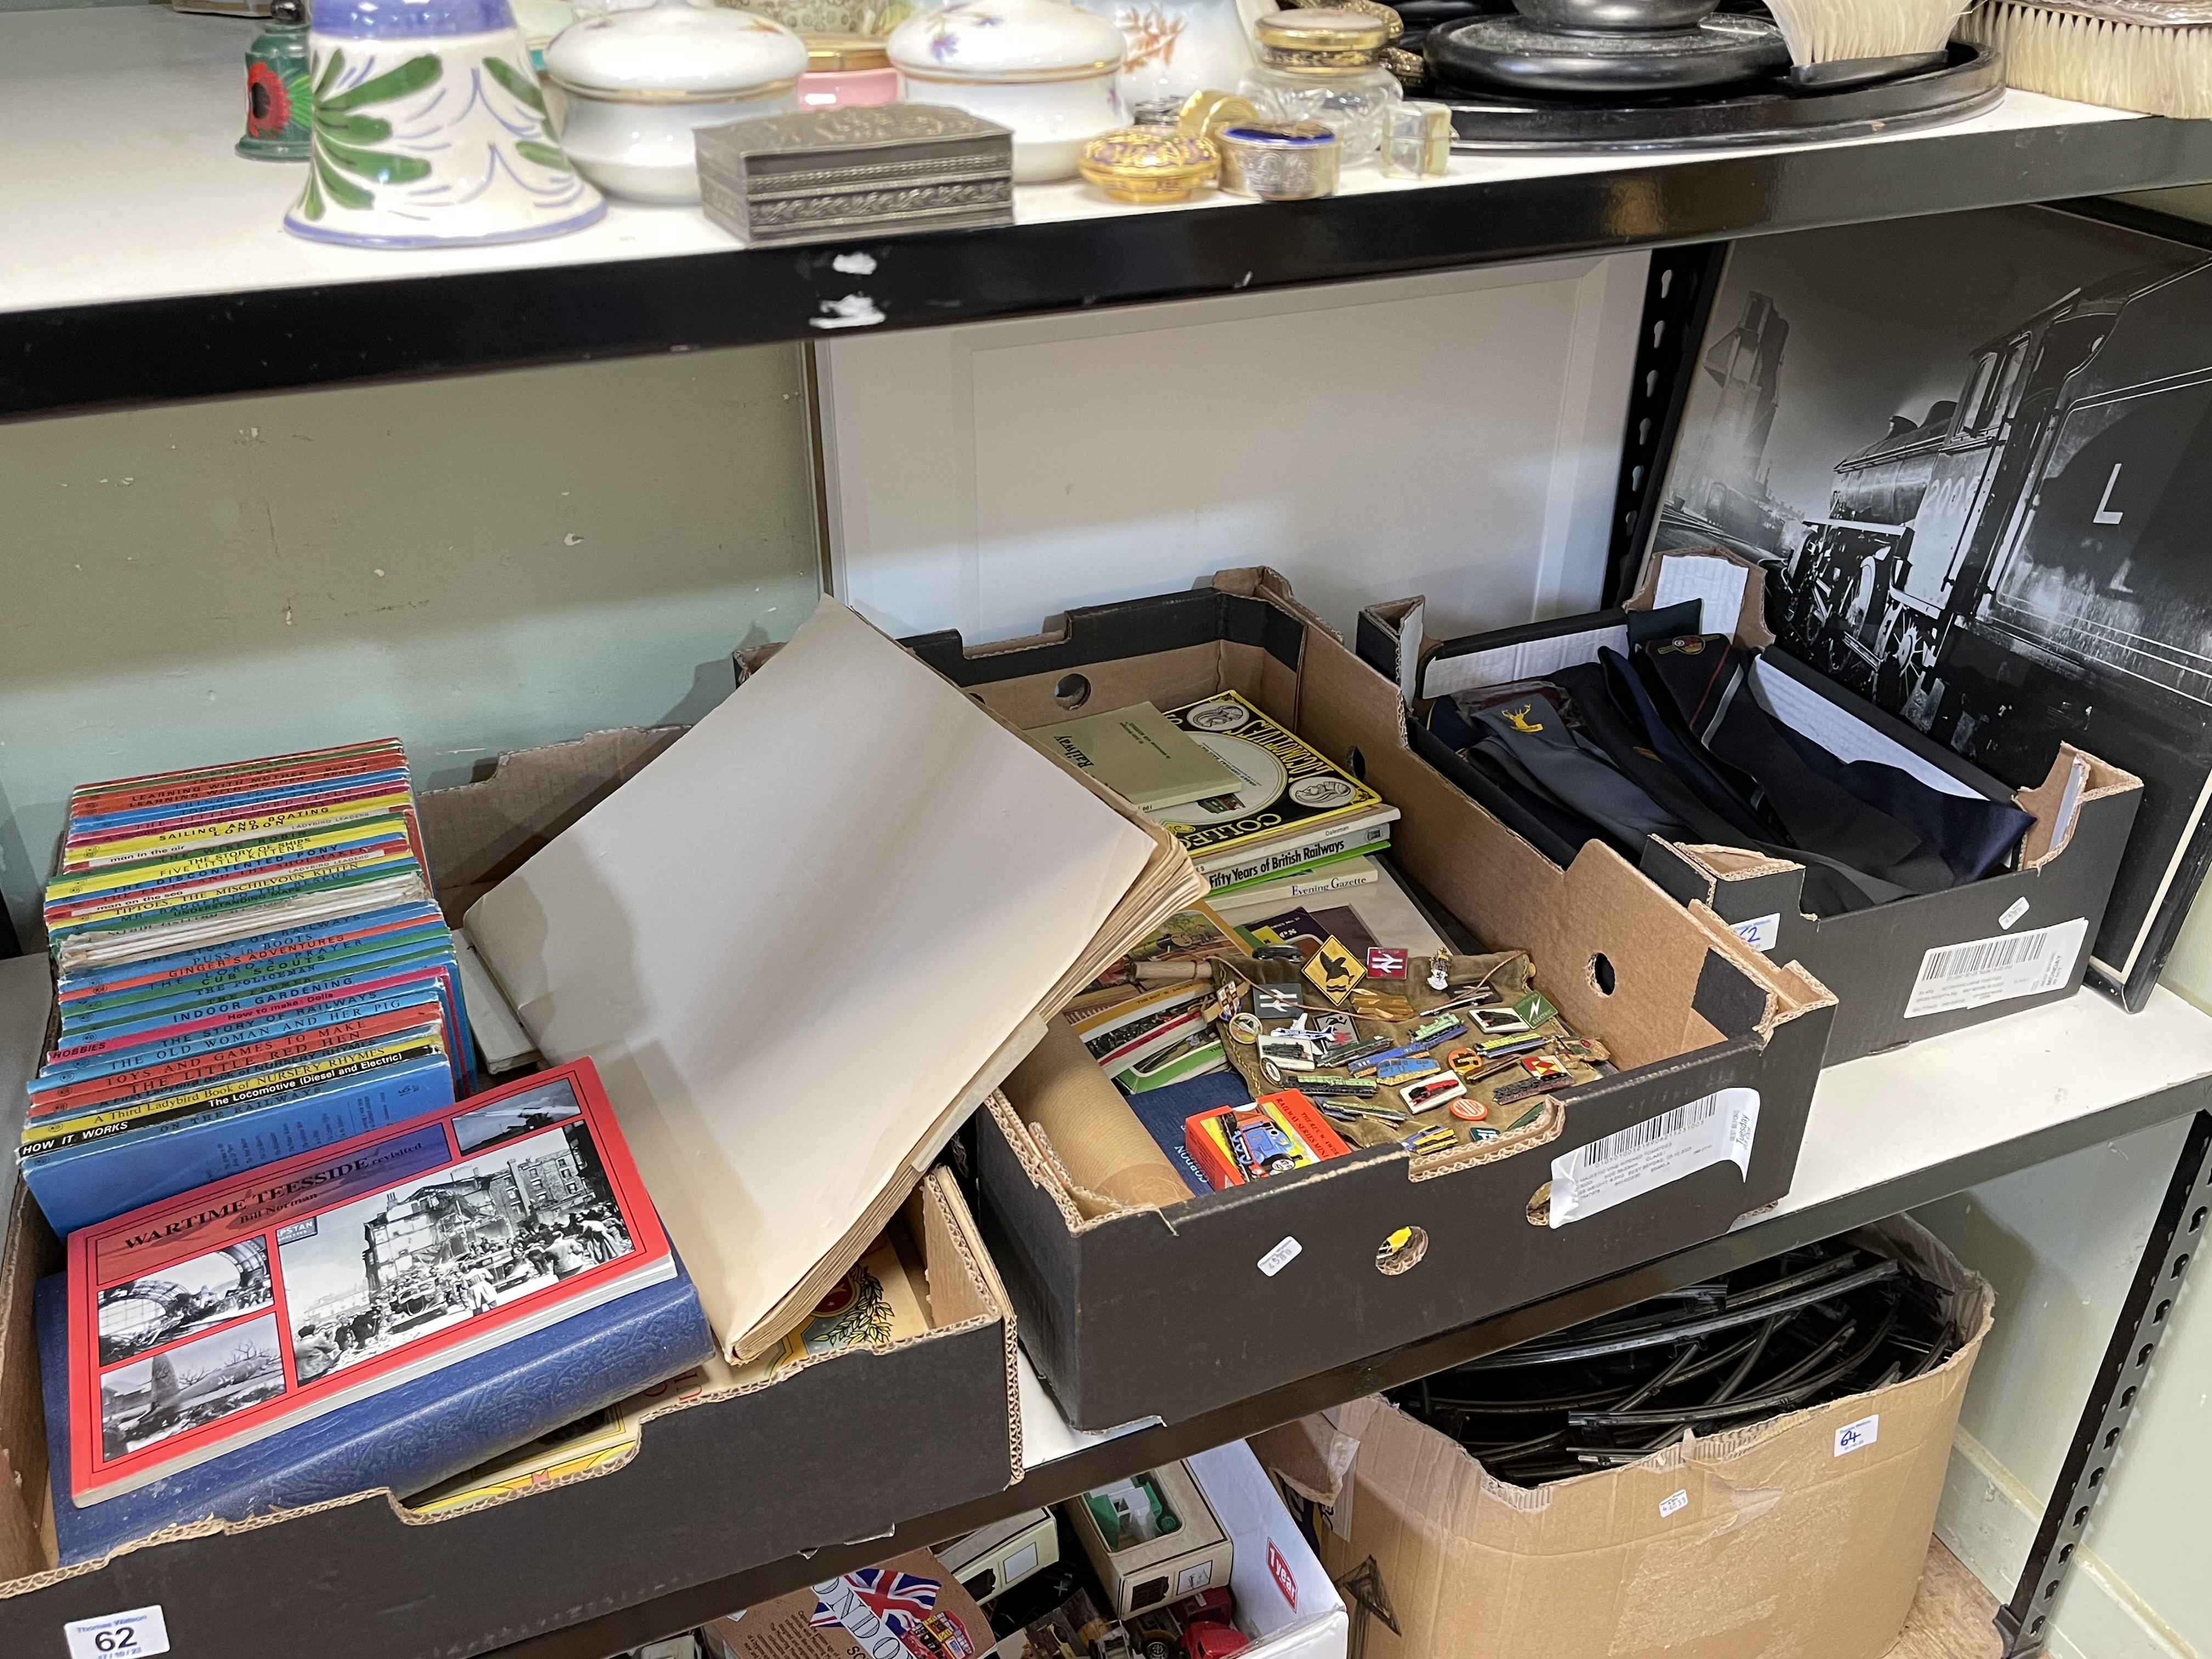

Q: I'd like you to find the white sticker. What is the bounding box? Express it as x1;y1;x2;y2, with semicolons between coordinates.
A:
1177;1562;1215;1595
1257;1237;1302;1277
1005;1543;1040;1584
65;1607;170;1659
1999;897;2031;930
1659;1489;1689;1519
1834;1414;1880;1457
1904;917;2086;1018
1731;912;1782;953
1549;1088;1759;1228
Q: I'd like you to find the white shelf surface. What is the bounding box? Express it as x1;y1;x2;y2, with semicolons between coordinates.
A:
1750;983;2212;1227
1014;984;2212;1469
0;5;2142;318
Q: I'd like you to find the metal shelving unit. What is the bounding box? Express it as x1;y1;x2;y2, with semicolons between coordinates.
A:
7;9;2212;417
8;6;2212;1655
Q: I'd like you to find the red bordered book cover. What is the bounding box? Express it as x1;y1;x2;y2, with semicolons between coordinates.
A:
65;1057;670;1505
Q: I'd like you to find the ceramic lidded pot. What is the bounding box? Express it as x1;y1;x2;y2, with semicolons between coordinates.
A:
284;0;603;246
888;0;1127;181
545;0;809;202
1074;0;1252;111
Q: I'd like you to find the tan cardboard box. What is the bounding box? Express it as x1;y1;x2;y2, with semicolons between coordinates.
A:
704;1548;994;1659
1070;1460;1235;1616
1258;1218;1992;1659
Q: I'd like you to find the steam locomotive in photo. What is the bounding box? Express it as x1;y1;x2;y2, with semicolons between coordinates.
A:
1778;255;2212;763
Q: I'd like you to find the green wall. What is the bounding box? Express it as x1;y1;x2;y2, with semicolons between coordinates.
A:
0;345;822;938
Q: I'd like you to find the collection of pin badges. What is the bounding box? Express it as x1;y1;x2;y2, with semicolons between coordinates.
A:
1206;939;1603;1159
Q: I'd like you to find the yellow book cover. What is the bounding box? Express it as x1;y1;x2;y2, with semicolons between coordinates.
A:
1149;692;1387;863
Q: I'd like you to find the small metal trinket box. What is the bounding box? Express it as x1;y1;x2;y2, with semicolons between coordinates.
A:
1215;119;1339;200
1077;126;1220;204
696;103;1014;248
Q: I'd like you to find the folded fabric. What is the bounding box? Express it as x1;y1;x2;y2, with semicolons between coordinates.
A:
1639;635;2023;896
1415;631;2029;920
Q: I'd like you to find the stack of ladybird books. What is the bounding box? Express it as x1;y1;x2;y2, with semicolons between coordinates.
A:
21;741;474;1235
39;1059;713;1561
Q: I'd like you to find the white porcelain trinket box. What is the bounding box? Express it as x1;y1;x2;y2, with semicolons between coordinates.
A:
545;0;809;202
887;0;1127;181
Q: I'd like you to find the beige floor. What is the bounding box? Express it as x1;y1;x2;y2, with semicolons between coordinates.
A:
1891;1541;2005;1659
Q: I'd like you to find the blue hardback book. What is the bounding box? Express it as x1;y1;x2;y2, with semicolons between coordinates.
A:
1120;1071;1254;1197
22;1053;458;1235
38;1260;715;1564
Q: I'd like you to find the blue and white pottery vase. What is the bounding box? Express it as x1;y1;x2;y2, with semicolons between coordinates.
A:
284;0;606;247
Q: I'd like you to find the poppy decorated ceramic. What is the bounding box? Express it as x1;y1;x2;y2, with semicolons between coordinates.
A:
284;0;605;247
239;3;316;160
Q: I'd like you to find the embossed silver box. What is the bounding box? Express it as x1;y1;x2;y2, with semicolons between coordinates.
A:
696;104;1015;248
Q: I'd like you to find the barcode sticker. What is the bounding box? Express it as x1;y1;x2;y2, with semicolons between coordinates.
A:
64;1608;170;1659
1732;912;1782;953
1904;917;2086;1018
1549;1088;1759;1228
1257;1237;1302;1277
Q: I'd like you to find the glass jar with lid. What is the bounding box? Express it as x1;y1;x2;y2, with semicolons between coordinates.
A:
1237;7;1401;163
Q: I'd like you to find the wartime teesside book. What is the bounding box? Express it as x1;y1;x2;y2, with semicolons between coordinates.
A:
1026;701;1245;815
65;1057;674;1505
1147;692;1398;876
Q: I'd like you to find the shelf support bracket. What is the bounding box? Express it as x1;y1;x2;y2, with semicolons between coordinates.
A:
1602;242;1728;608
1995;1109;2212;1656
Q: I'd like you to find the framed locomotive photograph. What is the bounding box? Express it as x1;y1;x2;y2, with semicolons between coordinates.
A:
1647;204;2212;1011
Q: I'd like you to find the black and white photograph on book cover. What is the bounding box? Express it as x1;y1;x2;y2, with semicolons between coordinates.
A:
451;1073;586;1154
97;1237;274;1366
98;1313;286;1462
276;1120;634;1386
1648;205;2212;1008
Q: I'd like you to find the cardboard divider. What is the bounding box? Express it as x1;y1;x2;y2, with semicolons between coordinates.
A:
1357;548;2143;1063
919;572;1835;1431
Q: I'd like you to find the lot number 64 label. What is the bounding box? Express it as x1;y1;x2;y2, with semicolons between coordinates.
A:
64;1605;171;1659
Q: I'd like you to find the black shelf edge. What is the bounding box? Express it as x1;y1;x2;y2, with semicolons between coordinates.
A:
475;1063;2212;1659
9;120;2212;420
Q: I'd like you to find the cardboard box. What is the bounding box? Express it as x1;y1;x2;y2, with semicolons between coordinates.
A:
1357;546;2142;1063
703;1547;996;1659
0;734;1024;1659
1257;1217;1991;1659
938;1508;1058;1605
915;570;1836;1430
1070;1461;1234;1616
1174;1440;1345;1659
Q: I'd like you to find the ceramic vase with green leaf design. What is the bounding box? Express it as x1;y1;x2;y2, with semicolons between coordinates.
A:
284;0;603;247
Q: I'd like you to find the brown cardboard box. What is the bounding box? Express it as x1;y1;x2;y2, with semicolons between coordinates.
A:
934;571;1837;1431
703;1548;994;1659
1356;548;2142;1063
1257;1218;1992;1659
0;736;1024;1659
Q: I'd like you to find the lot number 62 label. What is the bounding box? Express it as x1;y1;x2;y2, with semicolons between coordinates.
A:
64;1605;171;1659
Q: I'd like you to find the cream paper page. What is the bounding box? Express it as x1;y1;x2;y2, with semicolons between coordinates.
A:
465;599;1159;1357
